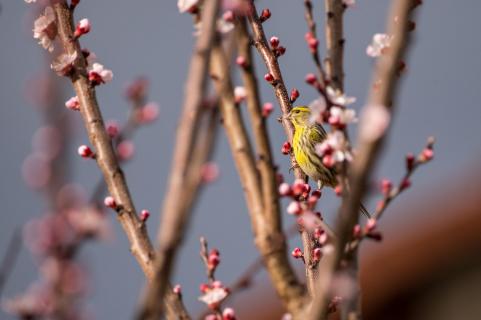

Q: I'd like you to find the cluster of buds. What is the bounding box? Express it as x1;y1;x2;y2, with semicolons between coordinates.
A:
304;32;319;54
315;131;352;169
269;36;286;57
352;218;382;242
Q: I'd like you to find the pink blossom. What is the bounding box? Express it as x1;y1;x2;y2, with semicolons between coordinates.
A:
33;6;57;52
291;247;303;259
137;102;160;124
173;285;182;295
2;283;54;317
262;102;274;117
51;52;77;76
198;287;229;308
366;33;393;58
308;98;327;124
177;0;200;13
201;162;220;183
222;307;236;320
278;182;291;196
343;0;356;7
326;86;356;106
66;207;111;239
359;104;391;142
117;140;134;161
88;63;113;85
106;120;120;138
22;153;51;189
65;96;80;111
312;247;322;262
287;201;301;215
104;196;116;209
235;55;247;68
316;131;352;164
234;86;246;103
328;106;357;126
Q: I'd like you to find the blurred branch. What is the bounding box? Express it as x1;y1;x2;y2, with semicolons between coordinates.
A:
309;1;421;319
0;229;21;299
210;38;306;315
52;1;189;318
136;0;220;319
324;0;345;91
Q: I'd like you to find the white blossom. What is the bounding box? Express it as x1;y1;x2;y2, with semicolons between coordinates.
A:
309;97;327;124
327;86;356;106
316;131;352;163
177;0;200;13
33;6;57;52
328;106;357;126
343;0;356;7
198;287;229;307
366;33;393;58
359;104;391;142
88;63;113;84
51;52;77;76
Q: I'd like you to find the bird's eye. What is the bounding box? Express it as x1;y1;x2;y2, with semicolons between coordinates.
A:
294;110;300;114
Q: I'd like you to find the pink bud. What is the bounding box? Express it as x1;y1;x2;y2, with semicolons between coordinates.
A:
322;154;335;168
291;247;303;259
400;178;411;190
235;55;247;68
106;120;119;138
173;284;182;295
71;0;80;7
104;196;116;209
275;46;286;56
305;73;317;85
208;254;220;270
381;178;392;196
65;96;80;111
334;185;342;196
406;153;415;170
290;88;300;102
78;145;94;158
314;228;323;239
308;37;319;52
223;307;236;320
270;36;280;48
74;18;91;38
201;162;219;183
262;102;274;117
287;201;301;215
223;10;235;22
212;280;223;288
319;232;328;245
140;209;150;222
366;218;377;232
281;141;291;155
422;148;434;161
259;8;271;22
117;140;135;161
312;247;322;262
199;283;210;293
353;224;362;238
311;189;322;199
291;179;305;196
264;73;274;83
278;182;291;196
138;102;159;124
234;86;247;103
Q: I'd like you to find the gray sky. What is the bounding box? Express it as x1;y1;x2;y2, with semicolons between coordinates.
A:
1;0;481;319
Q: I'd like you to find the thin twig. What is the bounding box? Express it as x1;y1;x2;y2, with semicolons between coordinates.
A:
309;1;421;319
210;40;306;315
51;2;189;318
246;2;323;302
135;0;220;319
324;0;345;91
303;0;327;86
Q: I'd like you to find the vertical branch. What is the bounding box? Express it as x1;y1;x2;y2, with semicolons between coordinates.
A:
210;41;306;315
324;0;345;91
309;1;421;319
136;0;220;319
303;0;327;86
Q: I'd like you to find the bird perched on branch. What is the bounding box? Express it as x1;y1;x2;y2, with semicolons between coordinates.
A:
286;105;370;218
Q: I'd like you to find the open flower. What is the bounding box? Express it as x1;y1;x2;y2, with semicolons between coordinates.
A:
326;86;356;106
198;286;229;309
33;6;57;52
366;33;393;57
316;131;352;166
328;106;357;127
88;63;113;85
178;0;200;13
51;52;77;76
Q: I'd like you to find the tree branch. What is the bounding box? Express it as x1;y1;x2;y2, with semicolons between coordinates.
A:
210;40;306;315
324;0;345;91
308;1;421;318
135;0;220;319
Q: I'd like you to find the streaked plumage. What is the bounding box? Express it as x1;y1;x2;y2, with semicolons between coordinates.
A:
288;106;370;218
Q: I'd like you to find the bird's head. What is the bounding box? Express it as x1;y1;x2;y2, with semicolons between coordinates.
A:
287;106;312;127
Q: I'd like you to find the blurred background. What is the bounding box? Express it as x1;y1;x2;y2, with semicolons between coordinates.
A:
1;0;480;319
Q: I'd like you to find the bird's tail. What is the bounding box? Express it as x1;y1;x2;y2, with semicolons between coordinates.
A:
360;202;371;219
